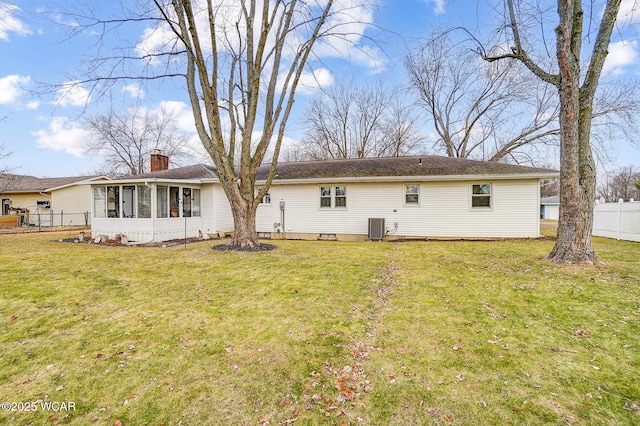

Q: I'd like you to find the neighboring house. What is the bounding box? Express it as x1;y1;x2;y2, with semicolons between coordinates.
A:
0;173;109;227
540;195;560;220
89;155;558;242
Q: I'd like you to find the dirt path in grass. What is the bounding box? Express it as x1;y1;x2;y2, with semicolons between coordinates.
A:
289;244;400;423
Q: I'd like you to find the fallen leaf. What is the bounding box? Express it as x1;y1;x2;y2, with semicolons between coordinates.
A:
114;420;123;426
342;389;356;400
259;414;272;423
444;413;452;422
427;408;437;416
279;397;292;406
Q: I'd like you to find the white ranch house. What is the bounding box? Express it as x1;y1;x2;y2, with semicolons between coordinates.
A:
89;156;558;243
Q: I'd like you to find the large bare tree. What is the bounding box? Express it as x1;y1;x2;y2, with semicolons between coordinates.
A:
160;0;344;248
296;81;424;160
84;105;192;177
484;0;626;263
69;0;364;248
405;32;561;163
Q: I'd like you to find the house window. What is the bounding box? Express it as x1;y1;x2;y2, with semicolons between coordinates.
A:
405;184;419;204
107;186;120;218
157;186;168;218
257;187;271;204
123;186;136;218
137;185;151;218
320;186;332;208
170;186;180;217
183;188;192;217
471;183;492;208
192;189;201;217
335;186;347;207
36;200;50;209
93;187;106;218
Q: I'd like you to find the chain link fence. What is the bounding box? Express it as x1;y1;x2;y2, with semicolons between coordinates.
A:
8;211;90;229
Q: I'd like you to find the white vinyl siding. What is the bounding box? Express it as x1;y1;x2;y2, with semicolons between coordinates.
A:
255;180;541;238
212;185;233;233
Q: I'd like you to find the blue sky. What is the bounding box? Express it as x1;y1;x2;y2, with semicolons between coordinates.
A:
1;0;639;178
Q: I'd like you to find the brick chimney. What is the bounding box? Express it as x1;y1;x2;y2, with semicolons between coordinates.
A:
150;150;169;172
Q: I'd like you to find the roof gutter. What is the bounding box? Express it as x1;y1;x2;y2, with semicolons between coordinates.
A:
255;172;559;185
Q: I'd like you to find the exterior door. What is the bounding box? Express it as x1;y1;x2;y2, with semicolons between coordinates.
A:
2;199;9;215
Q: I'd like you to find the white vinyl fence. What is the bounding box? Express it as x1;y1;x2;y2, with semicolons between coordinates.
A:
593;200;640;243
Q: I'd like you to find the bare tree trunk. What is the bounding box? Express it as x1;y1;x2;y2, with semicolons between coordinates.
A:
485;0;622;263
229;198;259;248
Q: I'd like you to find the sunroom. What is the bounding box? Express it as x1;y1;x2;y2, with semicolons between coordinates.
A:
91;181;203;243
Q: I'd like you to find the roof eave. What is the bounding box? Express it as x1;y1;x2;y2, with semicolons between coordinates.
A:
256;172;559;185
46;176;111;191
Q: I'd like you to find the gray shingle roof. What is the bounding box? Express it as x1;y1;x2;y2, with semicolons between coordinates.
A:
0;173;104;192
122;164;218;180
257;156;557;180
106;156;558;183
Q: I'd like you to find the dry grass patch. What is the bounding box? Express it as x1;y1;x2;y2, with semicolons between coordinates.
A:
0;231;638;425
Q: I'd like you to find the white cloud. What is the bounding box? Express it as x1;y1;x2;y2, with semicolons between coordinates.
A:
155;100;196;133
26;101;40;110
296;68;334;95
53;81;91;107
0;3;31;41
33;116;92;157
136;0;382;72
313;0;384;70
136;24;179;65
0;74;30;104
122;83;145;98
603;40;638;75
618;0;640;26
424;0;446;15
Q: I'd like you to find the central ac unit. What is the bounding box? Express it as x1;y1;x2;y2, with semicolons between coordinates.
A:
368;218;385;240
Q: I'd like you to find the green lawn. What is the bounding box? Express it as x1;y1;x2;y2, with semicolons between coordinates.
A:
0;232;638;425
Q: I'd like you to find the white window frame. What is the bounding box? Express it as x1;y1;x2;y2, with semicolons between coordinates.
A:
404;184;420;205
319;185;348;209
335;185;347;208
320;186;332;208
470;183;492;209
257;187;271;205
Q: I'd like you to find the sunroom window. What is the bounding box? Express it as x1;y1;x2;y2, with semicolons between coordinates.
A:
107;186;120;218
93;187;106;218
157;186;168;218
192;189;201;217
170;186;180;217
183;188;192;217
137;185;151;218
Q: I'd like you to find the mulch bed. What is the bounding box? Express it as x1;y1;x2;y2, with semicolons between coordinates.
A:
52;236;277;250
212;243;276;252
54;237;207;247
